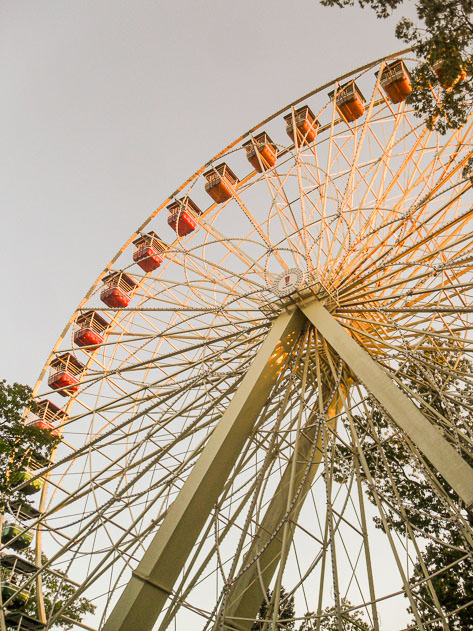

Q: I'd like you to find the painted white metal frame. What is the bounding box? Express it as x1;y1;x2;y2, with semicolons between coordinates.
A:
103;299;473;631
102;308;305;631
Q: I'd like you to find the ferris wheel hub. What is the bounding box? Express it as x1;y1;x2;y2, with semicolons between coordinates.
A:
270;268;304;297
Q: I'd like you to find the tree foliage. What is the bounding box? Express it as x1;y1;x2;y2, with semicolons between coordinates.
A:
333;347;473;628
0;380;95;629
320;0;473;132
252;591;374;631
252;588;295;631
408;529;473;630
0;380;57;509
19;551;96;630
299;598;373;630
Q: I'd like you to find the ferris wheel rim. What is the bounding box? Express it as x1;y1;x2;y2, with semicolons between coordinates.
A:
29;46;417;400
8;43;473;631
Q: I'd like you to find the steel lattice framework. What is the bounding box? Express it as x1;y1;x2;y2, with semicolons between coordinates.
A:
3;49;473;631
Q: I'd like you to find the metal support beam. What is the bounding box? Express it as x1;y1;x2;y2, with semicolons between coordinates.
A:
218;392;343;631
102;308;305;631
300;299;473;509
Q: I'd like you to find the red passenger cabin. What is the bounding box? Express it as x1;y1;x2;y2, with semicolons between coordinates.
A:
284;105;319;145
48;353;84;397
27;399;65;437
433;59;467;89
379;60;412;103
243;132;278;172
204;163;239;204
74;311;109;348
167;197;201;237
100;272;137;308
329;82;365;122
133;232;167;272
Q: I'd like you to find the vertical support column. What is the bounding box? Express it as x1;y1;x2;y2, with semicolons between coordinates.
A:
300;299;473;509
102;308;305;631
219;392;344;631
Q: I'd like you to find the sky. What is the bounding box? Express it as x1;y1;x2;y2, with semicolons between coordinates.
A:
0;0;414;387
0;3;425;629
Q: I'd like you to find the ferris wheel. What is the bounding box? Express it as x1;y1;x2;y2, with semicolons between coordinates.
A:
3;49;473;631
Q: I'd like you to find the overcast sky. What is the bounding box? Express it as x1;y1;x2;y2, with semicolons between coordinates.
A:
0;0;415;387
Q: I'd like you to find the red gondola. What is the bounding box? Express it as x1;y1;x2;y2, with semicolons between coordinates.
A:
100;272;137;308
243;132;278;172
379;60;412;103
133;232;167;272
433;59;467;89
284;105;319;145
74;311;109;348
329;81;365;122
203;163;239;204
167;198;201;237
27;399;65;437
48;353;84;397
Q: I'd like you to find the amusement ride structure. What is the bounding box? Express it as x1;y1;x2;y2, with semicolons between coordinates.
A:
2;49;473;630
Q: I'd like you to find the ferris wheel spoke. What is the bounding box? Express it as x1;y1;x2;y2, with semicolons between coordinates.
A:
165;379;305;630
316;96;340;274
337;194;473;305
354;404;470;628
319;331;380;627
341;277;473;312
53;381;243;518
405;118;473;202
363;412;450;628
227;188;289;272
218;337;319;628
354;381;473;537
29;352;257;515
337;313;473;356
331;111;408;282
192;206;269;279
328;73;387;271
35;392;246;613
69;322;268;408
337;247;473;307
261;157;310;256
342;399;429;629
337;136;444;289
376;124;434;212
302;299;473;508
348;430;381;630
322;136;362;270
97;309;304;631
389;372;473;450
156;251;267;304
292;133;320;274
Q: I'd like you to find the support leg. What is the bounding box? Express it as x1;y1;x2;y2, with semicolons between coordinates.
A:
102;308;305;631
300;299;473;509
218;391;344;631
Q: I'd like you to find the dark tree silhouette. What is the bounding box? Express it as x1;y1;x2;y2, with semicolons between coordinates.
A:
299;598;373;630
332;348;473;628
252;587;295;631
320;0;473;132
0;380;95;629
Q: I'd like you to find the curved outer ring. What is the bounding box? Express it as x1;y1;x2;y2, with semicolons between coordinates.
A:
31;46;413;400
